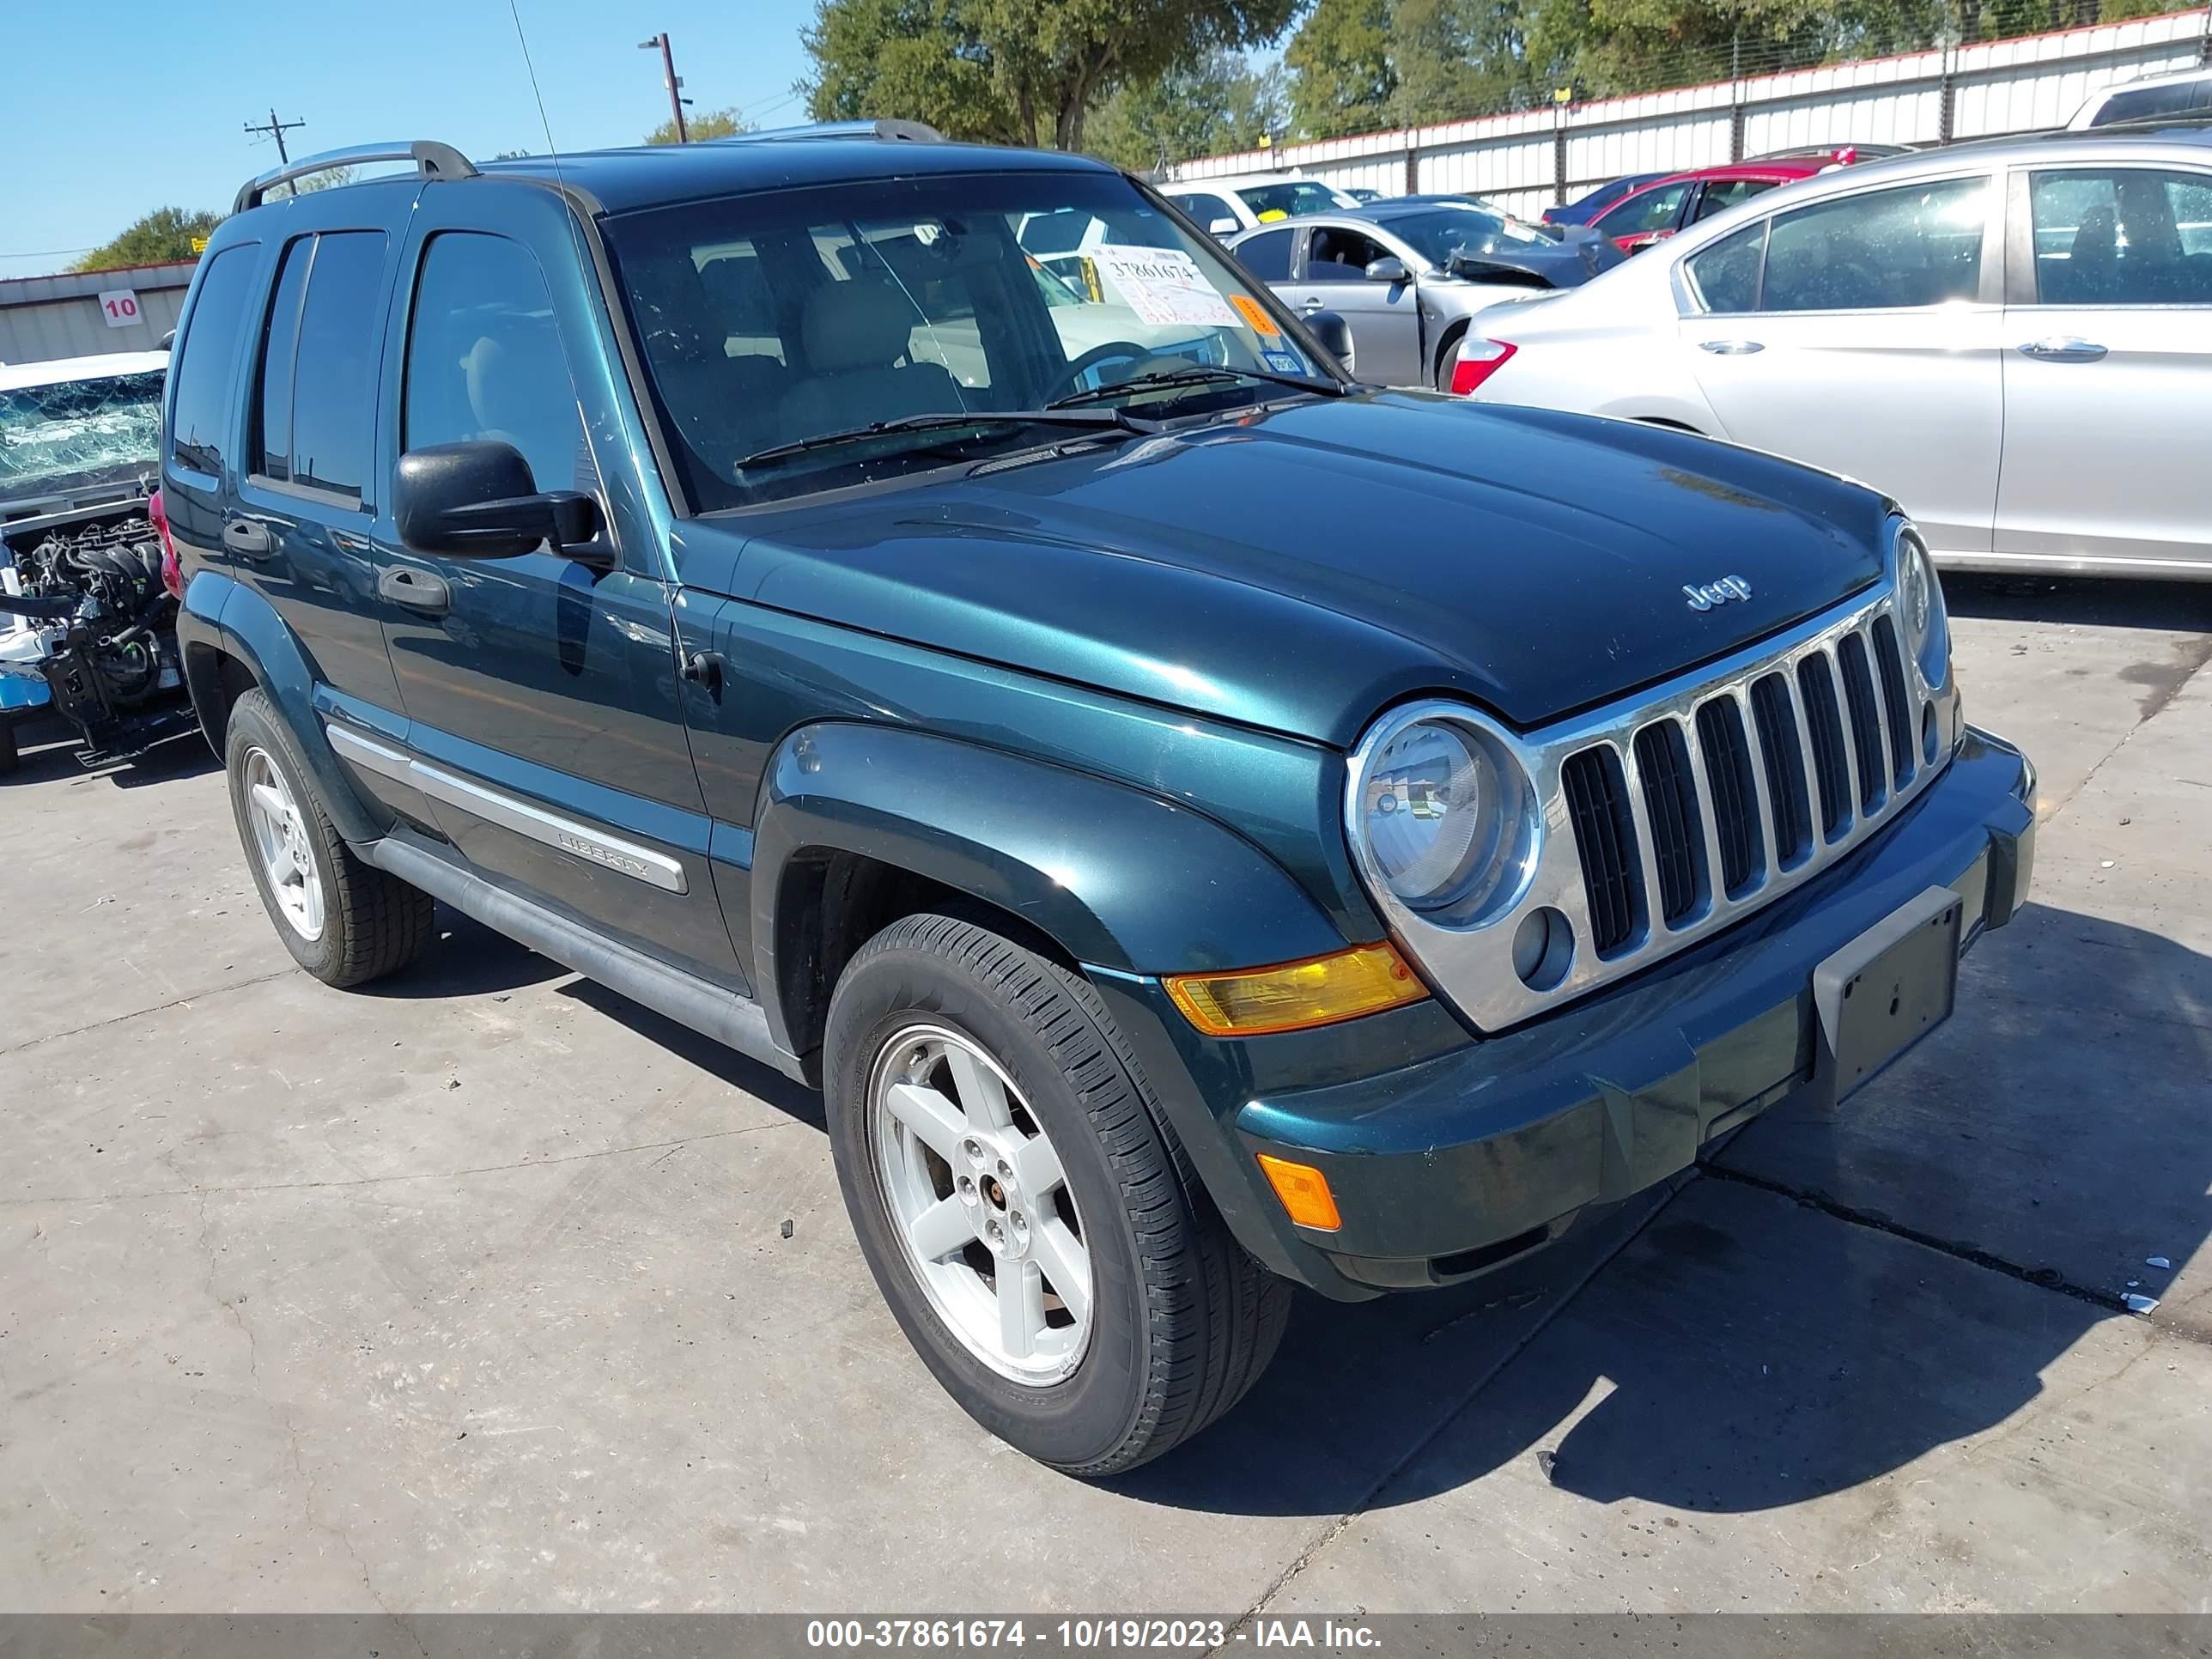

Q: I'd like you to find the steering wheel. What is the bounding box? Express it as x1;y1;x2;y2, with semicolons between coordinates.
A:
1048;342;1196;403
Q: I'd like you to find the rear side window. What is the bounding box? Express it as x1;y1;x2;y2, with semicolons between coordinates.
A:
2027;168;2212;305
253;240;313;482
1685;221;1767;312
1694;177;1781;222
1759;176;1987;311
258;231;387;502
168;244;259;477
1234;227;1296;281
403;232;586;495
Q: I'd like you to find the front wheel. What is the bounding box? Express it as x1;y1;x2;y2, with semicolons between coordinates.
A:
824;914;1290;1475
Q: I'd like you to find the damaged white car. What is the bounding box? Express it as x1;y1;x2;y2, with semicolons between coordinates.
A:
0;350;193;774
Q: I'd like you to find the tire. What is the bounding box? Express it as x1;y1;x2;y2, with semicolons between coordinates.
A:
1434;325;1469;392
825;913;1291;1476
224;687;434;988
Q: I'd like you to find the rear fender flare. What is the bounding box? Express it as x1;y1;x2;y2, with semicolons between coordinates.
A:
175;569;389;844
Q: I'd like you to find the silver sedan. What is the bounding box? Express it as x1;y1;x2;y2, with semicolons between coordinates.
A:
1459;127;2212;580
1227;204;1622;391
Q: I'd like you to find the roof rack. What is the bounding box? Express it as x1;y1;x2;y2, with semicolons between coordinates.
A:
717;118;945;146
234;141;478;215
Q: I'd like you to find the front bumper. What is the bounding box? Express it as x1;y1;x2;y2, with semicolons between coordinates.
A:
1091;727;2033;1300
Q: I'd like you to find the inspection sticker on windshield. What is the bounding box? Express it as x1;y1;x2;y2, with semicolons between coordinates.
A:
1091;246;1241;329
1261;349;1306;376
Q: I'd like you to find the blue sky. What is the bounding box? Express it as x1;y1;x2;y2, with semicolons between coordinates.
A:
3;0;820;277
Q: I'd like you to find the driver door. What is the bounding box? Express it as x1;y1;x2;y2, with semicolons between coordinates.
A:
1283;223;1425;386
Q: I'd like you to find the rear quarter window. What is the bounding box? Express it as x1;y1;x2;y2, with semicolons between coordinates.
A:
167;244;261;477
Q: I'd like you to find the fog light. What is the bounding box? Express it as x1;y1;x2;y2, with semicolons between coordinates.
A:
1512;905;1573;990
1257;1153;1342;1231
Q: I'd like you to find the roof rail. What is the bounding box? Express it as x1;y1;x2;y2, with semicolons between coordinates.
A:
718;118;945;146
234;141;478;215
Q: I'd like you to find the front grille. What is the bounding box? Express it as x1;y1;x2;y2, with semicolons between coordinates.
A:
1565;612;1921;943
1835;631;1887;813
1561;747;1642;956
1632;721;1702;925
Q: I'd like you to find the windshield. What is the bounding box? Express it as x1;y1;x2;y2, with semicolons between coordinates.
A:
1383;208;1553;267
1237;180;1352;220
605;170;1330;510
0;368;165;501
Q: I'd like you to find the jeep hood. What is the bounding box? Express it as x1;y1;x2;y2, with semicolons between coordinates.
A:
688;392;1888;746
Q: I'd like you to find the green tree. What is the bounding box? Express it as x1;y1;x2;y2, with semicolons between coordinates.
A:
71;207;223;273
803;0;1298;151
645;104;752;144
1086;51;1287;172
1285;0;1396;138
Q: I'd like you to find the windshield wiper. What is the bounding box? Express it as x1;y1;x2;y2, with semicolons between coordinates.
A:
736;407;1155;469
1047;363;1347;410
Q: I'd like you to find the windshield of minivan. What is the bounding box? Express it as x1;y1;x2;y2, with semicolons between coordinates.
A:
0;368;165;501
602;170;1330;510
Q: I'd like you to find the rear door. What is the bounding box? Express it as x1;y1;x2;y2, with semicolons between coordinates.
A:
1282;223;1425;386
1679;170;2005;558
1993;161;2212;574
368;183;741;980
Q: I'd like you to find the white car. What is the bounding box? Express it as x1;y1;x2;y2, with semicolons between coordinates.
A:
1161;173;1364;238
2067;66;2212;129
1457;127;2212;580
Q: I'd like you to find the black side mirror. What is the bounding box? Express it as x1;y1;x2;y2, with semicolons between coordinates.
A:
1303;309;1356;376
394;441;601;561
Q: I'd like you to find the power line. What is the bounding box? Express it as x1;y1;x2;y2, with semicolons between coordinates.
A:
243;108;307;163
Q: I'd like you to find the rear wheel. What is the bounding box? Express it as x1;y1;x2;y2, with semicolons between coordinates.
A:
225;688;434;988
824;913;1290;1475
1434;325;1470;392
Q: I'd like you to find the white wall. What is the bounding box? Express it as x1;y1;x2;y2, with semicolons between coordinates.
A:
1176;6;2209;214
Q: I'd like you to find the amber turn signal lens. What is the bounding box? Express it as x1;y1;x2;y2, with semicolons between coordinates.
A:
1164;941;1426;1037
1256;1154;1342;1232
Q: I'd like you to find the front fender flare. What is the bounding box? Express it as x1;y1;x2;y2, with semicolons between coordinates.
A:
176;568;391;845
750;721;1350;1038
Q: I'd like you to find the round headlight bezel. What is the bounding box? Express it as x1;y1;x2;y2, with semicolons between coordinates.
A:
1893;521;1949;690
1346;707;1541;925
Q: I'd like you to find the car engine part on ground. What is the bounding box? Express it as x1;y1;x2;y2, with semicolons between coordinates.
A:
0;508;194;770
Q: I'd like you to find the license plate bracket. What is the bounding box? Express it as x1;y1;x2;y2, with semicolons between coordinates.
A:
1812;885;1963;1106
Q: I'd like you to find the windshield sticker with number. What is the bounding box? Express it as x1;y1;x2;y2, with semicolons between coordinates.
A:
1091;246;1242;329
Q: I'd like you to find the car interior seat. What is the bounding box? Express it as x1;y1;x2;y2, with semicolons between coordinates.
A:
777;278;965;439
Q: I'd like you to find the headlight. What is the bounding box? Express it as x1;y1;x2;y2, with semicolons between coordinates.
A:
1895;524;1948;686
1354;714;1535;917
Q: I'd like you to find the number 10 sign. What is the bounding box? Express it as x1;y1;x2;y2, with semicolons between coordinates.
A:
98;289;143;328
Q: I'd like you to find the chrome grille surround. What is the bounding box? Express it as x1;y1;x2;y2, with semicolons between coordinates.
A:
1344;523;1958;1034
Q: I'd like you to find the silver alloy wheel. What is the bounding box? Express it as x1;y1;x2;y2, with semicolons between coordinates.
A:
242;747;325;942
868;1023;1093;1385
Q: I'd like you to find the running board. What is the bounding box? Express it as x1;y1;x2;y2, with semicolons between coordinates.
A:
366;833;808;1085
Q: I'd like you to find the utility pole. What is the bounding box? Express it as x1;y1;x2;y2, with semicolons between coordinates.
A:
243;107;307;162
638;33;690;143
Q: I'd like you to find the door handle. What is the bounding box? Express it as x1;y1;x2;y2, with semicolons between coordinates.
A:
1698;339;1765;355
1300;296;1325;312
376;565;451;615
221;517;273;557
2018;337;2107;362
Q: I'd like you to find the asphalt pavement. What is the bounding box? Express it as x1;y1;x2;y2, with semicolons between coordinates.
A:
1;574;2207;1614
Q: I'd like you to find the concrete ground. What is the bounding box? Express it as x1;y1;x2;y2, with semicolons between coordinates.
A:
1;574;2208;1615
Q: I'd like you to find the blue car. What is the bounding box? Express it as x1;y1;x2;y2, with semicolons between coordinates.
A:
1543;170;1671;226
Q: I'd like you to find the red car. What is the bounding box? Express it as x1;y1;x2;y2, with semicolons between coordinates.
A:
1587;160;1827;253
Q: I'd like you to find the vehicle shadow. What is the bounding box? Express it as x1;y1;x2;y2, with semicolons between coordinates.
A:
356;906;570;1000
1110;900;2209;1518
1942;570;2212;634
